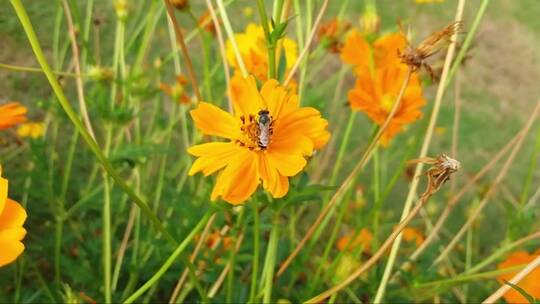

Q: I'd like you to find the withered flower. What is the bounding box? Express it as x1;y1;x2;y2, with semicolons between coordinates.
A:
398;21;462;80
409;154;460;198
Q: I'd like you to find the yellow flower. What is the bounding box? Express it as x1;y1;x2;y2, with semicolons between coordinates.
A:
0;166;27;267
242;7;253;18
17;122;45;139
225;23;298;81
188;76;330;204
348;65;426;146
0;102;27;130
497;250;540;303
359;7;380;35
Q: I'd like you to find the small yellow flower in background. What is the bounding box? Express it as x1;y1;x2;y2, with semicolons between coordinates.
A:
226;23;298;82
242;6;253;18
336;228;373;252
17;122;45;139
348;65;426;146
188;76;330;204
0;166;27;267
359;5;380;35
114;0;129;21
497;250;540;303
0;102;27;130
402;227;425;246
160;75;191;104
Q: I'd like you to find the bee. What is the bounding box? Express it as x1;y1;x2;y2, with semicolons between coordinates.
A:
398;21;463;80
257;109;273;149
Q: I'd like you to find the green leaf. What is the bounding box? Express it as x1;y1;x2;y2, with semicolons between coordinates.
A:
504;280;537;304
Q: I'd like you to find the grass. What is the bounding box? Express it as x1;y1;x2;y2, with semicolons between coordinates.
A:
1;0;540;303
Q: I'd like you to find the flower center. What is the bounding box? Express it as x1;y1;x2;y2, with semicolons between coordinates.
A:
381;94;397;113
236;111;274;150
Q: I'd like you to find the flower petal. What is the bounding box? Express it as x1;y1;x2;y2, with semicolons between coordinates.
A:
276;107;330;149
0;199;27;231
0;174;7;215
258;154;289;198
266;151;306;177
340;30;371;70
0;240;24;267
211;149;259;204
187;143;243;176
190;102;240;140
229;74;263;116
0;102;27;130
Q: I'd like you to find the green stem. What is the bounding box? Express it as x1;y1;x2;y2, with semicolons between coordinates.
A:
256;0;276;79
416;264;525;288
519;125;540;207
262;211;280;303
329;112;356;185
445;0;490;89
10;0;176;245
226;208;245;302
123;211;214;304
249;200;261;302
103;175;112;303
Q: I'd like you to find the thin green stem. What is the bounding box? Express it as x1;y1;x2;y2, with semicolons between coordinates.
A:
262;211;280;303
256;0;276;79
519;125;540;207
445;0;490;89
329;112;357;185
249;200;261;303
10;0;176;245
123;212;214;304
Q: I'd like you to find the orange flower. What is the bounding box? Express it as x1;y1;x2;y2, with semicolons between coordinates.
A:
402;227;425;246
226;23;298;82
373;33;408;68
188;76;330;204
159;75;190;104
348;65;426;146
317;18;351;54
0;102;27;130
336;228;373;252
341;30;408;74
0;166;27;267
497;250;540;303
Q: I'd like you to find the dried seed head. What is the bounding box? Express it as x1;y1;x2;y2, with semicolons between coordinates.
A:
409;154;460;198
399;21;463;80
